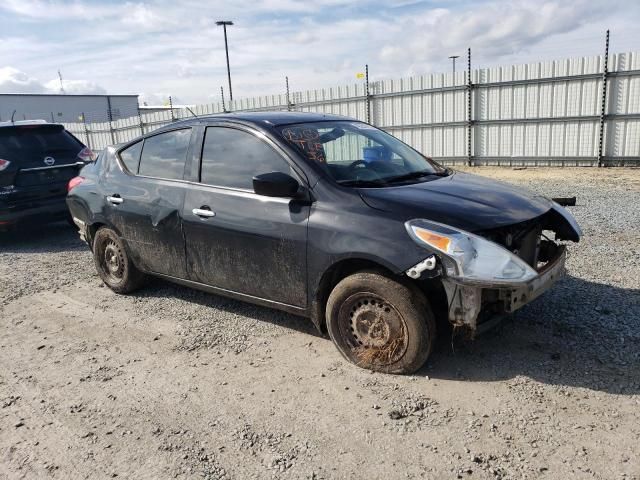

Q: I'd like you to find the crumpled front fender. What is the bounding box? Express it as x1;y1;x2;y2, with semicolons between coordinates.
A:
549;203;581;242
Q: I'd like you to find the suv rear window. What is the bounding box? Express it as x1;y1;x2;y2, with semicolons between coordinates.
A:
0;125;82;164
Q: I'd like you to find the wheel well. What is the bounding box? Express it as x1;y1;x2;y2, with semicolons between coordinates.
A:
414;277;449;333
88;222;145;274
312;258;395;332
312;259;449;334
87;222;106;250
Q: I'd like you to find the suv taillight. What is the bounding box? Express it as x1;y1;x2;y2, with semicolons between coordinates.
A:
0;159;10;171
68;176;85;192
77;147;96;162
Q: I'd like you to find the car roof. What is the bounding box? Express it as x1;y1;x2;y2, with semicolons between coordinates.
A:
0;119;54;128
160;111;355;131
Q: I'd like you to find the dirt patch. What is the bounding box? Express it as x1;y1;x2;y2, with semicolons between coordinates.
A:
1;168;639;479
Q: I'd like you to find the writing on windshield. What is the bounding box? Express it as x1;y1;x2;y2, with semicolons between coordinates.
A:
281;127;326;163
277;121;444;187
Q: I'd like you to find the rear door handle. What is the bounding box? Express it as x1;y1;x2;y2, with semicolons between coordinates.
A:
192;207;215;218
107;195;123;205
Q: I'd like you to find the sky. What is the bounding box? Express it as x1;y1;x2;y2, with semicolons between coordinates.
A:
0;0;638;106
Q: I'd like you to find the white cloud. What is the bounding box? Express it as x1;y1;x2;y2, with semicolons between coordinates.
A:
0;0;637;105
44;78;107;95
138;92;183;106
374;0;611;74
0;67;46;93
0;0;116;20
121;2;177;31
0;67;108;95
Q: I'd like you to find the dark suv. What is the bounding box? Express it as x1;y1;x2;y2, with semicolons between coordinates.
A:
0;120;94;230
66;112;581;374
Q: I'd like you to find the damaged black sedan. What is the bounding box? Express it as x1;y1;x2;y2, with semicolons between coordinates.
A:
66;112;581;374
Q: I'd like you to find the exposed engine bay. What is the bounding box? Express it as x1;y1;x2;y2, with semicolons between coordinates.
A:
417;207;579;334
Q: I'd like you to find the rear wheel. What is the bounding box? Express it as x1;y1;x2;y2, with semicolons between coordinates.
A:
93;227;146;294
326;271;436;374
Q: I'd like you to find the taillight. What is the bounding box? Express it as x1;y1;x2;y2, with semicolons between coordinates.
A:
68;176;85;192
77;147;96;162
0;159;10;171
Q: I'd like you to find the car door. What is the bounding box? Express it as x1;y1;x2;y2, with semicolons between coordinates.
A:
182;125;309;307
103;128;192;278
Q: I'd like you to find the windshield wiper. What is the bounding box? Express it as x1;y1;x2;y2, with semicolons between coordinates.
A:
384;169;447;184
336;179;387;187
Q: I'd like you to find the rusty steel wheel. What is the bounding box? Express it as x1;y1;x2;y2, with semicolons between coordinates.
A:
93;227;146;294
340;293;409;367
101;240;126;284
326;271;436;374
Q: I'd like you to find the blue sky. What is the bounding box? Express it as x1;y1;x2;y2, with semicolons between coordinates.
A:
0;0;638;105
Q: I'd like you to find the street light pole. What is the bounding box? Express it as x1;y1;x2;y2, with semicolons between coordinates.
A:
216;20;234;102
448;55;460;75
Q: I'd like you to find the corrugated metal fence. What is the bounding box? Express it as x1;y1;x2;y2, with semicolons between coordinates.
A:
64;50;640;166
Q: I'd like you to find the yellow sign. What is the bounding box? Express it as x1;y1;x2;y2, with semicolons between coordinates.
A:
356;72;365;79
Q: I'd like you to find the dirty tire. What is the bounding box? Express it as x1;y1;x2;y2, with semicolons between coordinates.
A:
93;227;146;294
326;271;435;374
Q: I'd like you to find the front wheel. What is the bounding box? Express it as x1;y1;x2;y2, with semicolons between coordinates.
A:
326;271;436;374
93;227;146;294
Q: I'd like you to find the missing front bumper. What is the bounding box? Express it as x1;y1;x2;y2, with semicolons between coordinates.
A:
503;246;566;312
442;245;567;332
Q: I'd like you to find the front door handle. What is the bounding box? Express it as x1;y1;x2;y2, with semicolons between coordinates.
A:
107;195;123;205
192;207;215;218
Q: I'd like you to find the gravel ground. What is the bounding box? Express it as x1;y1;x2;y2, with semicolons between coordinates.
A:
1;167;639;480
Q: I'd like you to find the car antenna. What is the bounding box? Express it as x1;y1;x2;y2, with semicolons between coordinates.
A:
11;110;16;124
186;107;199;118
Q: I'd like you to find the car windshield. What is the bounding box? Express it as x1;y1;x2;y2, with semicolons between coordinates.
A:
276;121;448;187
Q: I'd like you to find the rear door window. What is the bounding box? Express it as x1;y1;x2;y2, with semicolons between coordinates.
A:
119;141;143;173
200;127;292;190
138;129;191;180
0;125;82;165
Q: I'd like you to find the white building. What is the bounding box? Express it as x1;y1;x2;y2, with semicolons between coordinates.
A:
0;93;140;123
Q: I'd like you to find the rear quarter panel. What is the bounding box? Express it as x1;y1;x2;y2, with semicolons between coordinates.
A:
66;153;115;247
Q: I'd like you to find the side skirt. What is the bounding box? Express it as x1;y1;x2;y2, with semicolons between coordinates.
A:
151;272;309;318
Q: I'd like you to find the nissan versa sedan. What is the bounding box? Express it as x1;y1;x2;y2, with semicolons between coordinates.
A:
66;112;581;374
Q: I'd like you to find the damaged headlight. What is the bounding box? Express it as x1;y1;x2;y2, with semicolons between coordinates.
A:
405;219;538;285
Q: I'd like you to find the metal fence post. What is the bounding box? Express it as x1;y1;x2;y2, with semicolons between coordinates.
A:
467;48;473;166
82;112;92;150
137;106;145;136
106;96;116;145
286;76;292;111
365;64;371;124
597;30;610;167
169;96;175;121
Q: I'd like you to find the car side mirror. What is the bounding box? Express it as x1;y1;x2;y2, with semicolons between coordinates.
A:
253;172;300;198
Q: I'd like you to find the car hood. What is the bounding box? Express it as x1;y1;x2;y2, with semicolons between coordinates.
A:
358;171;553;232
